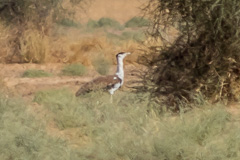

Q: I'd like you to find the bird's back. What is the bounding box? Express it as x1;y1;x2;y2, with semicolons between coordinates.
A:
75;75;122;96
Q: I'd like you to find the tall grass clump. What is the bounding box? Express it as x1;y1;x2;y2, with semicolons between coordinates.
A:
125;17;149;28
0;0;87;63
61;63;86;76
0;93;84;159
33;88;240;160
22;69;52;78
141;0;240;109
19;29;49;63
93;56;111;75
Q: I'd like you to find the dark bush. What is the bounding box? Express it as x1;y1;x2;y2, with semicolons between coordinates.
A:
141;0;240;110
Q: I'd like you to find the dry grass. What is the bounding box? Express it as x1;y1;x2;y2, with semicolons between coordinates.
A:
0;23;16;63
0;0;147;65
68;37;141;66
19;29;49;63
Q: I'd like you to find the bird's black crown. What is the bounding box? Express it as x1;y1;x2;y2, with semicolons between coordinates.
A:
116;52;126;58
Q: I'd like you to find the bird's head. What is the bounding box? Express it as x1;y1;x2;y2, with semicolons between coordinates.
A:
116;52;131;60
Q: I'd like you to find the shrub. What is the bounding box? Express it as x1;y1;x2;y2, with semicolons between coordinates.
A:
141;0;240;109
87;19;99;28
98;17;124;30
57;18;81;28
61;63;86;76
22;69;52;78
93;56;111;75
125;17;149;28
0;0;87;63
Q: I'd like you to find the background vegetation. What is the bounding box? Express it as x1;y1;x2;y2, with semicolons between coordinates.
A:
0;0;86;63
61;63;87;76
22;69;52;78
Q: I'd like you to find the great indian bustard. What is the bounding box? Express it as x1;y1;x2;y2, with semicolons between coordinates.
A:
75;52;131;102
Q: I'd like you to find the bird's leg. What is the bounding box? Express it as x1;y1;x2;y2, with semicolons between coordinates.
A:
110;94;113;103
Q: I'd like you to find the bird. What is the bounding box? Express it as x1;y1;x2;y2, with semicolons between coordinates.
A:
75;52;131;102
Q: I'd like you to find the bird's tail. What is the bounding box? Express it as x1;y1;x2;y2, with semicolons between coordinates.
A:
75;88;83;97
75;82;93;96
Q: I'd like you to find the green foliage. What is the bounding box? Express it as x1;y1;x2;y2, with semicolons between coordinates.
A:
57;18;81;28
125;17;149;28
98;17;123;29
22;69;52;78
0;94;81;160
61;63;87;76
86;17;123;30
87;19;100;28
141;0;240;109
33;88;240;160
93;56;111;75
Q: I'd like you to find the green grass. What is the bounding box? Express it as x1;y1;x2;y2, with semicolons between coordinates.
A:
87;19;100;29
22;69;52;78
93;56;111;75
0;93;85;160
125;17;149;28
33;88;240;160
1;88;239;160
61;63;86;76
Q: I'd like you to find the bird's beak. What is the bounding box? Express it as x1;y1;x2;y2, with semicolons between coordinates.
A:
126;52;131;55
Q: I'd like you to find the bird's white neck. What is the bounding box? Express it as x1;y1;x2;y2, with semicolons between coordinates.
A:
115;57;124;83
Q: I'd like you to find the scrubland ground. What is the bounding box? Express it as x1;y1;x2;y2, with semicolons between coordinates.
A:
0;0;240;159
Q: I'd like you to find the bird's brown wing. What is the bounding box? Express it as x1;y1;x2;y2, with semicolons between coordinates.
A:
75;75;121;96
